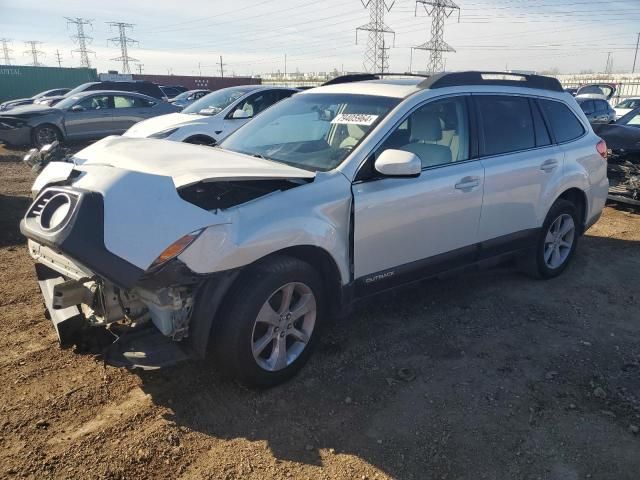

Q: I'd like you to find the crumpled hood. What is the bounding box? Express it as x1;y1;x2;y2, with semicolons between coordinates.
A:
0;98;32;110
123;112;210;138
73;136;315;187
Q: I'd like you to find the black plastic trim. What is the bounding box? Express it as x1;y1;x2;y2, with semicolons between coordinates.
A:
353;228;539;298
419;71;564;92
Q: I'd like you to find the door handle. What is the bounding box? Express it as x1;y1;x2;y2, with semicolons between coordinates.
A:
455;176;480;191
540;159;559;172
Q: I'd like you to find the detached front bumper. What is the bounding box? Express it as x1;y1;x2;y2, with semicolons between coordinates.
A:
0;125;31;147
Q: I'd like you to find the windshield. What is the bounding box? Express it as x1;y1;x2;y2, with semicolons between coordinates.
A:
616;99;640;109
183;87;254;115
220;93;400;172
172;90;196;101
64;83;95;97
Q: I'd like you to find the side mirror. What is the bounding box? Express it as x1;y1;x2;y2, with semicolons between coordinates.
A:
374;149;421;178
70;105;85;112
232;109;250;119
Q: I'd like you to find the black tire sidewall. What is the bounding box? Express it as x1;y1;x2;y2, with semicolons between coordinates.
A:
213;256;324;388
32;124;61;148
536;199;579;278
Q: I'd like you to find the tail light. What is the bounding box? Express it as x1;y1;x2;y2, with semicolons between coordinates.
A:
596;139;608;161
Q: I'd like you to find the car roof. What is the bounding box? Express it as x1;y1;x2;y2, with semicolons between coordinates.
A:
67;90;155;99
304;78;422;99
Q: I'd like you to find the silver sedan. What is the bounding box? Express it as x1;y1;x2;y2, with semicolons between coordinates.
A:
0;90;180;148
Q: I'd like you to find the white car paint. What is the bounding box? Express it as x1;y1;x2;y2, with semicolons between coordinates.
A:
23;74;608;369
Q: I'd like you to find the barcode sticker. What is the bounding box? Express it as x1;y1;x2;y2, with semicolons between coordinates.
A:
331;113;378;126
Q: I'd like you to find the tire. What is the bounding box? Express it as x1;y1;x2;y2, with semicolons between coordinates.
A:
32;124;61;148
211;255;324;388
519;199;580;279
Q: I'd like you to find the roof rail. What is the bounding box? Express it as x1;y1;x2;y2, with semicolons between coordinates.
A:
418;71;563;92
323;72;430;86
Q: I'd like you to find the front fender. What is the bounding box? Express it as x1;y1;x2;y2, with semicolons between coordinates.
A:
178;172;353;285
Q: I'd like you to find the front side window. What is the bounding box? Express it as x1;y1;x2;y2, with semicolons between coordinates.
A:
230;91;277;118
539;99;585;143
616;99;640;109
220;93;399;172
476;95;535;156
377;96;470;168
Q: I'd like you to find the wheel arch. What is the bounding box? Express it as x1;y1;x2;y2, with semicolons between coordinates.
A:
555;187;588;232
31;122;64;144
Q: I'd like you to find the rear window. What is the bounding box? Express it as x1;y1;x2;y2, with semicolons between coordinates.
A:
476;95;535;156
539;99;585;143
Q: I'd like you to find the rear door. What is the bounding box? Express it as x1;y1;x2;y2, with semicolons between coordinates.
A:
475;94;564;249
64;94;115;139
111;95;156;133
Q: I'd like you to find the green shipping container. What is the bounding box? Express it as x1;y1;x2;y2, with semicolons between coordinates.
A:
0;65;98;103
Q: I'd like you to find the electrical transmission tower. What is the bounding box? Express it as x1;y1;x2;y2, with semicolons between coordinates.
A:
107;22;138;74
356;0;395;73
65;17;94;68
1;39;14;65
24;41;45;66
413;0;460;73
380;37;391;74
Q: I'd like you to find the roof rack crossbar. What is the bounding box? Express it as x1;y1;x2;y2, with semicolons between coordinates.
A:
418;71;563;92
323;72;430;86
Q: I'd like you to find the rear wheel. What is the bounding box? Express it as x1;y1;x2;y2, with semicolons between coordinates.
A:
520;199;580;279
32;124;61;148
212;256;323;388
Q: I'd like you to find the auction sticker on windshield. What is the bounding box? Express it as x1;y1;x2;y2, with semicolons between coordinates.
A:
331;113;378;126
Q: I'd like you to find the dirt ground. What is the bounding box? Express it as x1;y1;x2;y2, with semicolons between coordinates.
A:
1;144;639;480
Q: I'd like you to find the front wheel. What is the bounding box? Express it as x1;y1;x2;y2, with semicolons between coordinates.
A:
520;199;580;279
211;256;324;388
32;124;61;148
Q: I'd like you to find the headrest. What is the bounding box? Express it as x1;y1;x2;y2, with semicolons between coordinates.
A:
412;110;443;142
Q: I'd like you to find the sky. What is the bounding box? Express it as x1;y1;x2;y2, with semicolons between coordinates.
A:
1;0;639;77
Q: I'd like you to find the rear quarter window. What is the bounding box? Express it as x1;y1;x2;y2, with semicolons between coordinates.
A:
539;99;585;143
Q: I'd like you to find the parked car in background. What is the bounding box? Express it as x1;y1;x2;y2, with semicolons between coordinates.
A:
564;87;578;96
577;97;616;124
0;90;179;148
124;85;298;145
169;89;211;109
613;97;640;119
159;85;188;100
0;88;71;111
592;106;640;206
23;72;607;387
35;81;166;107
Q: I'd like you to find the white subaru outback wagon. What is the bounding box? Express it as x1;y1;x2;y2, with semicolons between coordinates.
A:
22;72;608;387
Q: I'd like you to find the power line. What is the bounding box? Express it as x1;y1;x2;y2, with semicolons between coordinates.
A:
357;0;396;72
0;38;14;65
107;22;138;74
413;0;460;73
24;41;45;66
65;17;95;68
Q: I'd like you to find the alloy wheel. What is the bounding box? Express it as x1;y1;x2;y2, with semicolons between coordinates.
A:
35;126;58;147
251;282;317;372
543;213;575;269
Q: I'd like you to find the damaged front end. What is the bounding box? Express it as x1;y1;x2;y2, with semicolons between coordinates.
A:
608;150;640;206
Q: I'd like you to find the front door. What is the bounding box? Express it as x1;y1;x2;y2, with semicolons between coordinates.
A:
64;94;114;139
352;95;484;290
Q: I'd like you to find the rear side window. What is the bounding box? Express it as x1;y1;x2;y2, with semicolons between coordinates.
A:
531;100;551;147
476;95;535;156
539;99;585;143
